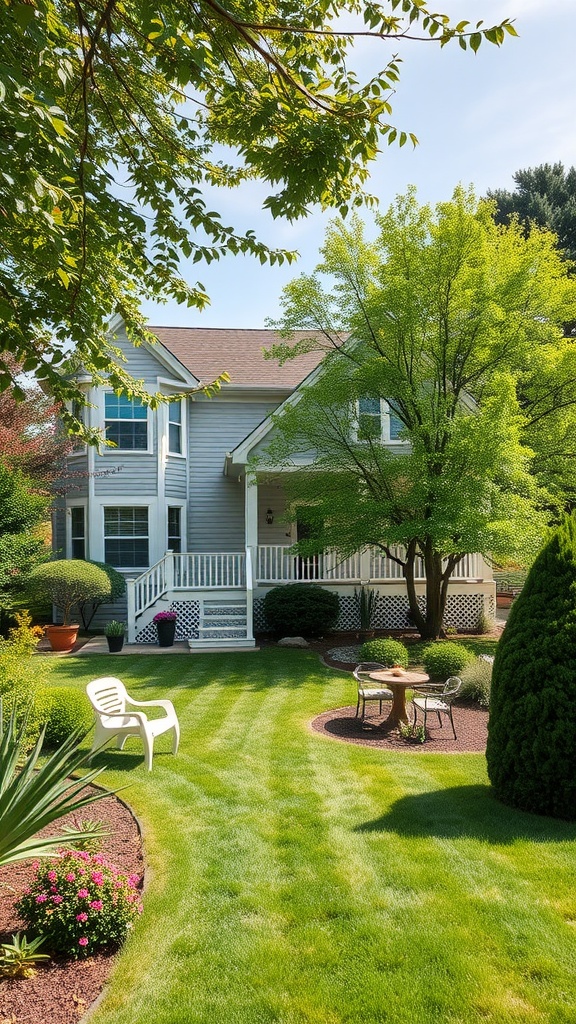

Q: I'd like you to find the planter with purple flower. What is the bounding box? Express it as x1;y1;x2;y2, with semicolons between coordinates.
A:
153;610;177;647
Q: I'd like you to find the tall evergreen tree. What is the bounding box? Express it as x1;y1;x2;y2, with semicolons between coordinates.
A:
488;163;576;264
486;515;576;820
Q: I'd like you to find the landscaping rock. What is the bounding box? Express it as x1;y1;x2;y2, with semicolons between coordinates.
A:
278;636;309;648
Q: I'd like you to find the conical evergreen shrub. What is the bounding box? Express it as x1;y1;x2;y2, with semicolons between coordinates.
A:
486;515;576;819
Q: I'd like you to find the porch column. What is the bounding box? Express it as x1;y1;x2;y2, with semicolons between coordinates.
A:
244;471;258;551
359;547;372;583
244;472;258;642
126;577;137;644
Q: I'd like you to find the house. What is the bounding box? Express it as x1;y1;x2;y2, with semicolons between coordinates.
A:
54;320;496;647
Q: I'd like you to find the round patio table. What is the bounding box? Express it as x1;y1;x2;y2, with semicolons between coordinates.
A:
368;669;429;730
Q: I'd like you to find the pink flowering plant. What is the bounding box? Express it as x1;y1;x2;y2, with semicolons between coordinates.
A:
152;610;177;622
16;851;142;959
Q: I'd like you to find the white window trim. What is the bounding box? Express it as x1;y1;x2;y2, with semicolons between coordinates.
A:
353;398;408;445
167;398;186;458
102;503;151;572
167;500;187;553
66;501;88;560
100;388;154;456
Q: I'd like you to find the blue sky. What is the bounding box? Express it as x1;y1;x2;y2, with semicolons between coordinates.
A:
140;0;576;329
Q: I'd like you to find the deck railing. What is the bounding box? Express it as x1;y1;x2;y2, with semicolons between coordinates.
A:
173;551;245;589
128;546;486;636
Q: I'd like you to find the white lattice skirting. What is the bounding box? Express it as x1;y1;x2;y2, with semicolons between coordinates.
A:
135;600;200;643
255;593;490;633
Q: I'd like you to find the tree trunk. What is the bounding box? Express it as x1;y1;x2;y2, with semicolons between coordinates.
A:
403;539;427;635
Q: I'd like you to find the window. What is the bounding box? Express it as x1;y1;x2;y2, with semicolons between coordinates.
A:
358;398;382;440
104;393;148;451
168;401;182;455
70;507;85;559
356;398;404;443
104;507;149;567
167;507;182;553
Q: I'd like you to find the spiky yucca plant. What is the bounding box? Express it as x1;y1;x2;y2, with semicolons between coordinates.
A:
0;703;112;866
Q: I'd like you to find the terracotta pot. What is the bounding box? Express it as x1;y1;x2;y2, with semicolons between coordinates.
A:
496;594;514;609
44;624;80;653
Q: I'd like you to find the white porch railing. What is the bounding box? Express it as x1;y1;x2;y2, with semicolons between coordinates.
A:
256;546;362;583
173;552;245;589
127;547;486;639
369;548;480;581
257;546;482;583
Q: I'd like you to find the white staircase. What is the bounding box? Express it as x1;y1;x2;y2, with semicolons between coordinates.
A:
188;597;255;651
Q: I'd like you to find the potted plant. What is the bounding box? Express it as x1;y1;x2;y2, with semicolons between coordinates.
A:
27;561;111;652
104;620;126;653
153;610;177;647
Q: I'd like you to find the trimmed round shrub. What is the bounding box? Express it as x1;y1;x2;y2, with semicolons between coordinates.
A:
263;584;339;638
78;561;127;629
421;641;475;680
43;687;93;749
359;638;409;668
28;560;111;625
486;516;576;819
17;850;142;958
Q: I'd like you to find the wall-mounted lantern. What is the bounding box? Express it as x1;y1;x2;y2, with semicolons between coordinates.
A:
266;508;274;525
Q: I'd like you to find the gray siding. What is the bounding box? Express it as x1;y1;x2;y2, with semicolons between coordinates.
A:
52;497;67;558
188;399;278;550
165;457;187;498
112;329;176;385
94;456;158;496
65;453;89;498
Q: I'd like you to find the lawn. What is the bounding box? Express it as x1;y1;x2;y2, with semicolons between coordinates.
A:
47;649;576;1024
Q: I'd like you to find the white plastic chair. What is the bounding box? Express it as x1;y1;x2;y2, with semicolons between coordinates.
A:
411;676;462;740
86;677;180;771
353;662;393;721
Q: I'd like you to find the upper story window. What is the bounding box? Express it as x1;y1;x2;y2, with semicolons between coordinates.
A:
105;393;148;451
357;398;403;443
168;401;182;455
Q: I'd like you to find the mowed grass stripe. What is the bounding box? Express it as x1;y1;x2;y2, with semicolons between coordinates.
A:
44;652;576;1024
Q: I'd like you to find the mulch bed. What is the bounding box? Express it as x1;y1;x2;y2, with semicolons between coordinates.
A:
311;702;488;752
0;790;143;1024
305;633;491;752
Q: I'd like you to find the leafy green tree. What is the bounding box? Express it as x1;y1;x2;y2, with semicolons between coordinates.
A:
0;0;516;423
0;461;49;623
486;515;576;820
488;164;576;504
258;188;576;639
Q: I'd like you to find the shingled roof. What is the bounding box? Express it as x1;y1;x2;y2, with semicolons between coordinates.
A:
149;327;336;388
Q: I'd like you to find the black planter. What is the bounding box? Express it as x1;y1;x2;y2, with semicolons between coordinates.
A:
106;635;124;653
156;619;176;647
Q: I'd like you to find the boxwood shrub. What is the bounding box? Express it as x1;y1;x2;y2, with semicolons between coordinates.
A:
421;641;475;680
486;515;576;819
359;638;409;668
43;687;93;749
263;584;339;638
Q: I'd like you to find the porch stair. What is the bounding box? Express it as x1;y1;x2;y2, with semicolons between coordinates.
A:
188;598;256;651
